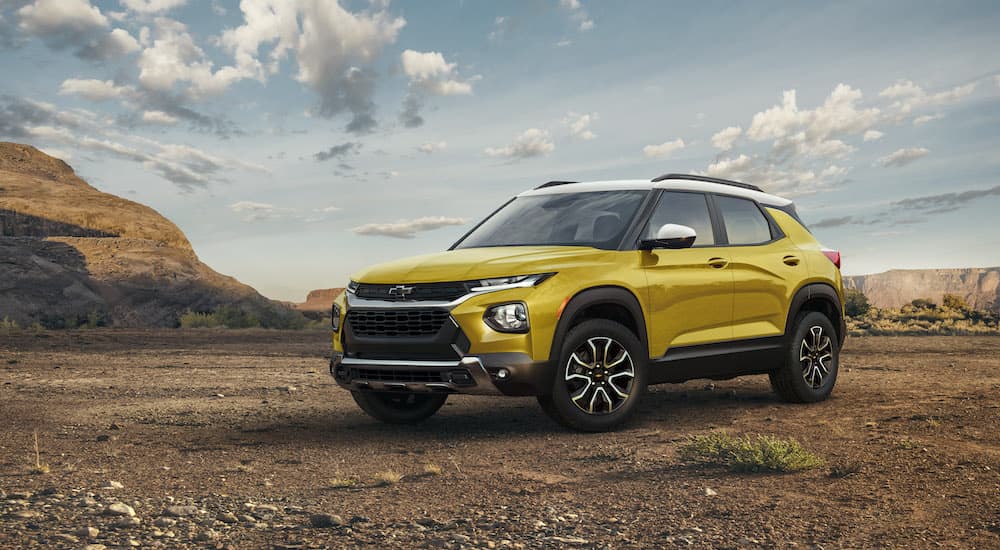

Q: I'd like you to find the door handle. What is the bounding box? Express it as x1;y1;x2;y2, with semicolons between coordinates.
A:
708;257;728;269
783;255;800;266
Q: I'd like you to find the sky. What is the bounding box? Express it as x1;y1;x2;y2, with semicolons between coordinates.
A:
1;0;999;301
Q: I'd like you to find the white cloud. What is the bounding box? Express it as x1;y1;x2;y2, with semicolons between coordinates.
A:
484;128;555;159
58;78;131;101
877;147;929;168
17;0;140;60
417;141;447;154
863;129;884;142
142;110;178;125
747;84;880;145
121;0;189;14
710;126;741;151
137;17;245;97
879;79;977;114
352;216;468;239
642;138;685;158
400;50;473;96
578;19;594;31
559;0;581;8
913;113;944;126
558;0;594;33
555;39;572;47
230;201;277;222
703;154;844;197
563;112;597;140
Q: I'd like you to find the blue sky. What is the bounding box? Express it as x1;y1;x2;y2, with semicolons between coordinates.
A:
1;0;998;300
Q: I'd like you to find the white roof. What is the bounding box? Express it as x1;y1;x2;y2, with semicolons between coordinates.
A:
520;178;793;207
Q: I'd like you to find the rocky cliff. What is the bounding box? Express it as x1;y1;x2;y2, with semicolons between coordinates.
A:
845;267;1000;311
294;288;344;313
0;142;298;328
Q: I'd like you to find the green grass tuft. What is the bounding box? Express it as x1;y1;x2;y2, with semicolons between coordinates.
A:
677;432;824;473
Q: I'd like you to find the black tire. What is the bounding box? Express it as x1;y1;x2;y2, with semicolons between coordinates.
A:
770;311;839;403
538;319;647;432
351;392;447;424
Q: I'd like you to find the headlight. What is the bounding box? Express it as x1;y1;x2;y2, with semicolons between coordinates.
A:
470;273;555;292
484;302;529;333
346;281;359;294
331;303;342;332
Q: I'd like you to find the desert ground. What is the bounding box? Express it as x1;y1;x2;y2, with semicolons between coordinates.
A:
1;330;997;549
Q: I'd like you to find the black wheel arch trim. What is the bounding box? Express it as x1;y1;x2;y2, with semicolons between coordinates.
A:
786;282;845;347
548;286;649;363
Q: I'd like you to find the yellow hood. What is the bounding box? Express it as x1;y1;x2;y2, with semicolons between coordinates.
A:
352;246;611;283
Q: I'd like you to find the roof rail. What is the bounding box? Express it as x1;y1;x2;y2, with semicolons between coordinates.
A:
650;173;763;192
535;180;578;189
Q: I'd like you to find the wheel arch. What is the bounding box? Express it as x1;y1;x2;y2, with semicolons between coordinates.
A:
786;283;845;347
548;286;648;363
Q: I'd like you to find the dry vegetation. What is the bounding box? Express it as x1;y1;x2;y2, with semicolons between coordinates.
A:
846;290;999;335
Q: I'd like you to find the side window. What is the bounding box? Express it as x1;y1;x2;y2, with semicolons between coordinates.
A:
644;192;715;246
715;195;773;245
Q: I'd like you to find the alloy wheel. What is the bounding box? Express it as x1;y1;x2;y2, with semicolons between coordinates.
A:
799;325;833;389
564;336;635;414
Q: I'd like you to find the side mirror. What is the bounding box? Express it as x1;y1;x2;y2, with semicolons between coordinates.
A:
640;223;696;250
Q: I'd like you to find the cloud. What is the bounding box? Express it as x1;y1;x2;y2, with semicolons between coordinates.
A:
642;138;685;158
877;147;929;168
141;110;177;125
559;0;594;32
399;49;475;128
17;0;140;60
314;141;361;161
863;129;884;142
230;200;343;223
703;154;846;197
417;141;447;154
484;128;555;159
488;15;516;40
913;113;944;126
137;17;246;97
747;85;879;151
563;112;597;140
120;0;188;14
352;216;467;239
230;200;277;222
811;216;859;229
890;184;1000;214
58;78;131;101
879;79;977;115
710;126;741;151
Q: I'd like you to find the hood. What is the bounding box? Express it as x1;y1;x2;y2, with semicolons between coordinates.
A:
352;246;611;283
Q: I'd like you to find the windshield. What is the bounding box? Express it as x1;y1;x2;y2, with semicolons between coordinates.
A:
454;190;648;250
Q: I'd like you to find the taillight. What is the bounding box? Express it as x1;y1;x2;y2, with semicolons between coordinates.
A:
822;249;841;269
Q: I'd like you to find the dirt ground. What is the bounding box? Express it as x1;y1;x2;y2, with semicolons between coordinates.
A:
1;330;998;549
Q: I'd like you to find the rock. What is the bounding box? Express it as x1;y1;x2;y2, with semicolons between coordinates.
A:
547;536;589;545
79;496;98;507
704;487;718;496
96;435;111;442
83;545;107;550
279;385;297;392
115;516;141;528
453;534;471;543
9;490;33;499
11;510;42;519
255;504;279;513
101;481;124;490
310;513;344;528
195;529;219;542
153;517;177;527
52;533;79;544
104;502;135;517
217;511;239;524
75;526;100;538
164;505;199;517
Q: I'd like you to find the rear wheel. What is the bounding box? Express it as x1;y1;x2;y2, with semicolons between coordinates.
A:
351;392;447;424
769;311;839;403
538;319;647;432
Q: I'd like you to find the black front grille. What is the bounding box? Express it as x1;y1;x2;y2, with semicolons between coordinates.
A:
347;309;451;337
355;368;447;383
355;282;471;302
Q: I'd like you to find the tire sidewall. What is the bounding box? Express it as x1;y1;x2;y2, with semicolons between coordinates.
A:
548;319;648;432
786;311;839;402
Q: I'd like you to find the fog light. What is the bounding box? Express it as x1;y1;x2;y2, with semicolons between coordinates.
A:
483;302;529;333
496;368;510;380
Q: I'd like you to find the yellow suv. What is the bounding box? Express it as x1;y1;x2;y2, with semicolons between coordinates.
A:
330;174;845;431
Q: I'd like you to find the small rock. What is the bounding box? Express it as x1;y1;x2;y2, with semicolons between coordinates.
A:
9;490;33;499
11;510;42;519
279;385;297;392
704;487;718;496
309;513;344;528
83;545;107;550
195;529;219;541
76;526;100;538
104;502;136;517
213;393;225;398
96;435;110;442
153;517;177;527
547;536;589;545
453;534;471;543
52;534;79;544
164;505;199;517
102;481;124;490
239;514;256;523
255;504;279;513
115;516;142;528
128;539;140;547
217;511;239;524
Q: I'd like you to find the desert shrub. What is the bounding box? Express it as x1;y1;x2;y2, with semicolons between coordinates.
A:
910;298;937;310
179;310;218;328
844;288;871;318
1;317;20;335
179;305;309;330
677;432;824;473
941;294;969;311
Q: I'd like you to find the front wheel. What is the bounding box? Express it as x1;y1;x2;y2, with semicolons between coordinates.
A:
769;311;839;403
538;319;647;432
351;392;447;424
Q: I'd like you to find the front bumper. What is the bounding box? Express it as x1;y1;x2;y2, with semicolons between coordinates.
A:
330;352;554;396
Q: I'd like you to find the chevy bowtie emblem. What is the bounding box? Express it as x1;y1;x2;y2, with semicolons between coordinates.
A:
388;285;415;298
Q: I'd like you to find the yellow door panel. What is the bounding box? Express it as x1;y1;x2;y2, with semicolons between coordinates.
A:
729;239;803;339
642;249;734;353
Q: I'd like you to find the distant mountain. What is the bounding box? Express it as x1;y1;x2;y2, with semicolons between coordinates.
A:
0;142;299;328
845;267;1000;311
294;288;344;313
